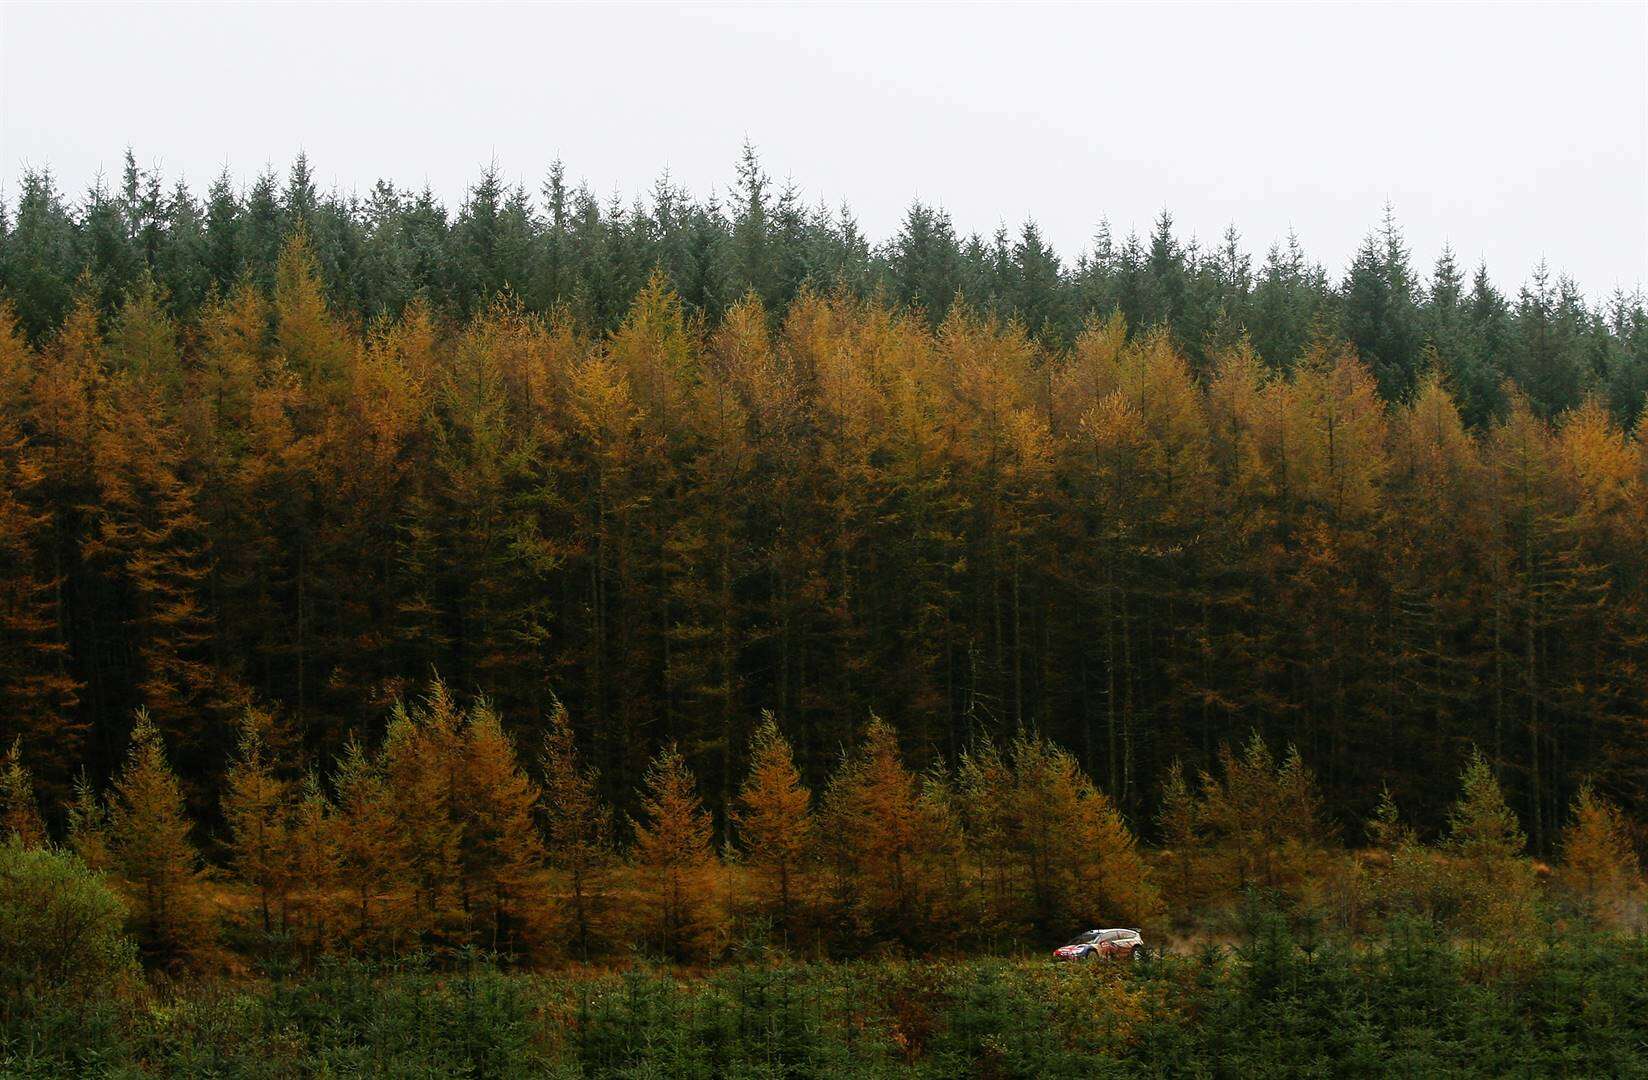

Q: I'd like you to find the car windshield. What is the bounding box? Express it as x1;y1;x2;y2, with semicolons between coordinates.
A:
1065;931;1102;946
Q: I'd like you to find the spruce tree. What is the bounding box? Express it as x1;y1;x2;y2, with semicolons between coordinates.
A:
540;701;614;960
221;708;292;933
0;740;46;848
1446;749;1537;940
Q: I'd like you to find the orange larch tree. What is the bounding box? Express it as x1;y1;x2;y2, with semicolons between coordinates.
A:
330;736;404;951
379;682;465;946
1558;782;1642;928
731;712;813;933
453;696;547;957
221;707;293;933
819;717;958;944
630;742;720;961
105;709;212;968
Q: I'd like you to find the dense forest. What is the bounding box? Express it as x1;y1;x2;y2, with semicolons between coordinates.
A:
3;145;1648;1074
5;150;1648;851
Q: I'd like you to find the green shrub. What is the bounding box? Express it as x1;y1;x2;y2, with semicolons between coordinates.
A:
0;839;135;1009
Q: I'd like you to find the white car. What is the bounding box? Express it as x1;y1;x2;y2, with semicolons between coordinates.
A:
1052;928;1144;962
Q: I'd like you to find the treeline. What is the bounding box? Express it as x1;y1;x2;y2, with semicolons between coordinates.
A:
5;224;1648;848
6;688;1157;967
0;687;1640;974
5;149;1646;425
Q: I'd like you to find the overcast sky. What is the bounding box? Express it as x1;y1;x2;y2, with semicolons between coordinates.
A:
2;1;1644;299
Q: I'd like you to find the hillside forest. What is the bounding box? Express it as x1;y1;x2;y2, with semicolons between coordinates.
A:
1;150;1647;975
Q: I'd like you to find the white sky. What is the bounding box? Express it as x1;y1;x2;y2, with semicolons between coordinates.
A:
2;1;1645;298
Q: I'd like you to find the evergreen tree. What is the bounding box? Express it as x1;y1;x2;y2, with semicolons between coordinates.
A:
1341;206;1421;400
221;707;292;933
540;700;614;960
3;169;80;342
0;740;46;848
1446;749;1537;940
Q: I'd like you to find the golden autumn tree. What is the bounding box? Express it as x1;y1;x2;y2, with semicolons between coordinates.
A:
66;769;111;873
1195;732;1329;902
322;297;432;710
220;708;292;933
539;701;615;960
408;303;559;713
0;302;85;792
1058;761;1160;931
453;697;547;957
1384;373;1488;810
731;713;813;932
630;743;720;961
105;709;212;967
938;306;1052;735
669;298;760;809
89;288;247;793
1551;400;1642;826
1558;783;1641;928
379;683;465;946
0;740;47;848
955;738;1014;925
561;349;654;789
960;732;1158;935
781;292;896;758
1365;785;1414;855
820;717;958;943
331;737;405;951
0;435;80;792
285;773;338;960
1484;394;1578;854
313;679;550;958
1360;785;1455;930
274;227;354;390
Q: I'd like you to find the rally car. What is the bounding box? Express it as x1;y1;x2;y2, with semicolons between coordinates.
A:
1052;928;1145;962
